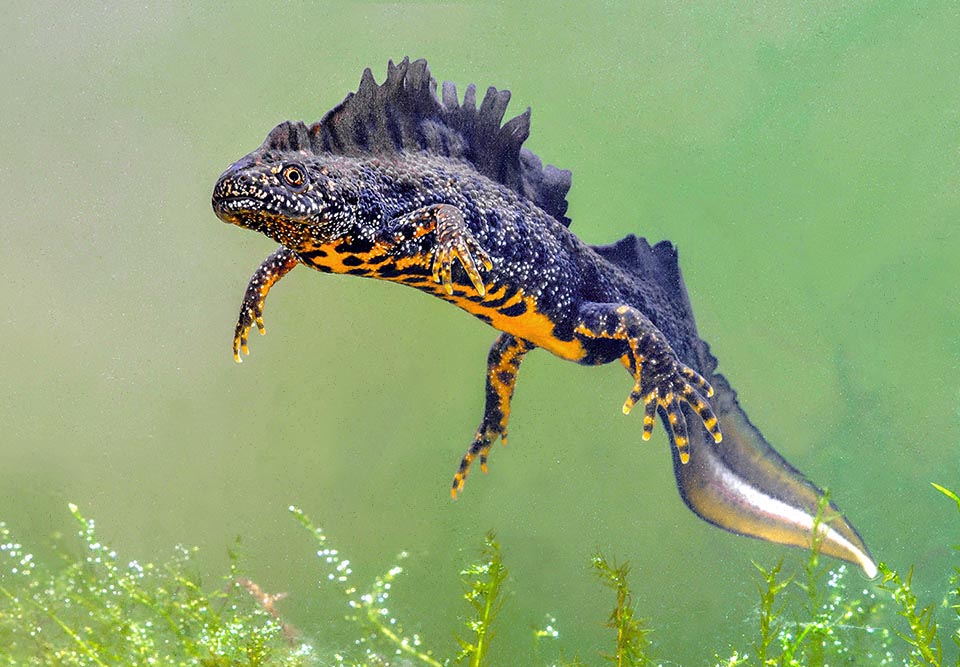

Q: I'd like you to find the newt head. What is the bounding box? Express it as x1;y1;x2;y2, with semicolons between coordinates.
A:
212;123;358;249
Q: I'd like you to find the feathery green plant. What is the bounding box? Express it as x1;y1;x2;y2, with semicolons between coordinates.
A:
879;563;941;666
0;504;312;666
718;494;893;667
289;505;441;667
456;532;507;667
591;553;655;667
872;482;960;667
1;483;958;666
751;559;790;666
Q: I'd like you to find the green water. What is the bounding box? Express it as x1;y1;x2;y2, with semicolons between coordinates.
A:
2;2;958;664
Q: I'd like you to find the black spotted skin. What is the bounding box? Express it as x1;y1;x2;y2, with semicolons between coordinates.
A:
210;58;877;576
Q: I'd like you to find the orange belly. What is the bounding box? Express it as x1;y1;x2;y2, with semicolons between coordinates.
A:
439;285;586;361
300;244;586;361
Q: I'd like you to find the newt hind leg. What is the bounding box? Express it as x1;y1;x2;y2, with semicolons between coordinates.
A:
233;246;300;362
574;302;722;463
451;333;534;498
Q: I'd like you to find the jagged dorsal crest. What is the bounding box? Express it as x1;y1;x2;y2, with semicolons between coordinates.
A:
592;236;683;295
262;57;572;226
593;235;693;319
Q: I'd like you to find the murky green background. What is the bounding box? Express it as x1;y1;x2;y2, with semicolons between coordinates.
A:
2;2;958;663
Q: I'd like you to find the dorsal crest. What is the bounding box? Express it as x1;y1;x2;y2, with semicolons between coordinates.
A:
262;58;572;226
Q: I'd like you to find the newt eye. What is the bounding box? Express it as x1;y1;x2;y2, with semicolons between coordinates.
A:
282;164;307;189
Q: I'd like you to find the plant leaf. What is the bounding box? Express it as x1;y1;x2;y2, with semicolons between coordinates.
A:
931;482;960;513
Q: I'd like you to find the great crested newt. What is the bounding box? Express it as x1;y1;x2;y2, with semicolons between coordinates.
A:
211;58;876;577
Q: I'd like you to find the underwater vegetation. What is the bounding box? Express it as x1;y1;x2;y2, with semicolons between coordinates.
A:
0;487;956;666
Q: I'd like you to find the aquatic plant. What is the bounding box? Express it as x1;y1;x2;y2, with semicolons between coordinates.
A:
871;483;960;667
716;496;891;667
456;532;508;667
0;485;957;666
717;483;959;667
0;504;313;666
289;506;440;667
591;553;655;667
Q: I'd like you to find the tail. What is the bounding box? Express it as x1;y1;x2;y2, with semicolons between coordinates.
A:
593;235;877;577
670;350;877;577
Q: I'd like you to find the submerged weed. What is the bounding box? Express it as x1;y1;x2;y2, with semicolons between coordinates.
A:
873;482;960;667
752;559;790;666
878;564;941;666
1;485;957;666
591;554;655;667
0;504;313;666
289;505;440;667
714;483;959;667
456;532;507;667
719;555;891;667
715;495;891;667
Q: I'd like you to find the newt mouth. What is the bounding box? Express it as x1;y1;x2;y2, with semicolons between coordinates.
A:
212;196;262;223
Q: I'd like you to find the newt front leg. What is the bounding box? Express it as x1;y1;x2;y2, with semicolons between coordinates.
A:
233;246;300;362
377;203;493;296
452;333;534;498
574;302;722;462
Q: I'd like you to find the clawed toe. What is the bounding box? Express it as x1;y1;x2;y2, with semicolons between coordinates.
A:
451;428;499;499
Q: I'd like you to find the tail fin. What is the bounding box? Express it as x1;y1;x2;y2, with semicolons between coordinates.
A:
593;235;877;577
671;350;877;577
